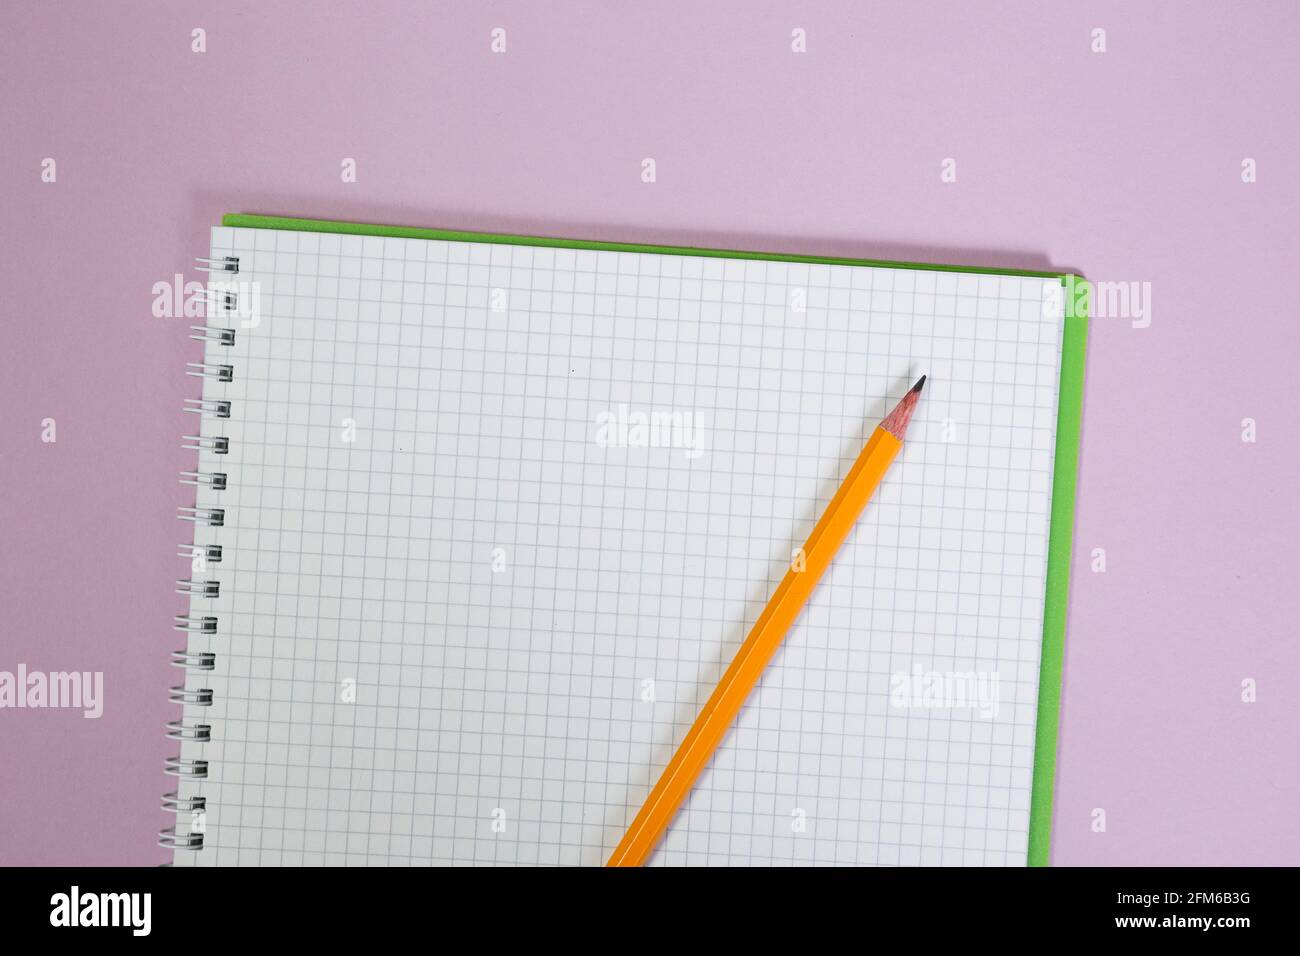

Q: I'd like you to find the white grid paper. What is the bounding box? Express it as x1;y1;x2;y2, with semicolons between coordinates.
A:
173;225;1064;866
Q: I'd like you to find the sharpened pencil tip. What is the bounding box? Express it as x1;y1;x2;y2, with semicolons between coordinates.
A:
880;376;926;439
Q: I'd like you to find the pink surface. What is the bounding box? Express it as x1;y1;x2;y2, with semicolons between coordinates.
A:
2;2;1297;865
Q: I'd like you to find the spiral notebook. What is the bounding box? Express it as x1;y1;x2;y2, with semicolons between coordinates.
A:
165;214;1087;866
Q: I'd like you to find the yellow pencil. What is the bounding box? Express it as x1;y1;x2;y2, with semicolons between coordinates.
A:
607;375;927;866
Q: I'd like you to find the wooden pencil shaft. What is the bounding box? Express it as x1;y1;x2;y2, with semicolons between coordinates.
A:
607;425;904;866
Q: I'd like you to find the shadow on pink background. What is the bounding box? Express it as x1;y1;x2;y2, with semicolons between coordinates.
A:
1;1;1297;865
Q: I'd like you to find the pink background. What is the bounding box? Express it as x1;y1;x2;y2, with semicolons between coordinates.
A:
2;2;1297;865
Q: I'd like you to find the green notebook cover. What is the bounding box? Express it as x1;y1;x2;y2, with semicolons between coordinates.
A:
221;212;1089;866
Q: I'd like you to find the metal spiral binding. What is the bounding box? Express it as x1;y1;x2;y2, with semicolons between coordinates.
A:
195;255;240;274
162;254;240;853
190;325;236;346
158;828;205;850
185;362;233;382
162;791;207;811
171;649;216;671
198;287;238;313
173;614;217;634
175;579;220;598
169;685;213;706
178;543;222;563
165;721;211;742
184;398;231;419
178;505;224;526
164;756;209;778
180;470;227;490
182;435;229;455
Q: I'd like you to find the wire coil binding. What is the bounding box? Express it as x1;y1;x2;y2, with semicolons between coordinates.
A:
185;362;233;382
195;255;240;274
177;543;222;563
181;435;229;455
183;398;231;419
179;471;227;490
163;254;240;853
168;685;213;706
175;578;220;598
165;721;212;742
158;827;205;850
170;649;216;670
164;756;209;779
178;505;224;527
189;325;236;346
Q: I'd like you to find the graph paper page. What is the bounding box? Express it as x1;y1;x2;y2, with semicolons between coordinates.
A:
174;225;1064;866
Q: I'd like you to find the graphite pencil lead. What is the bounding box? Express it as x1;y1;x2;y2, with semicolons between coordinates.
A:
879;375;927;440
